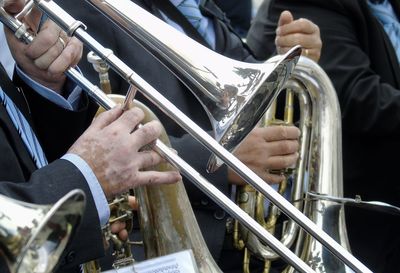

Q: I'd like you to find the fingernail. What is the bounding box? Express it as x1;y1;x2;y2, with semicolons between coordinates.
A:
276;27;281;35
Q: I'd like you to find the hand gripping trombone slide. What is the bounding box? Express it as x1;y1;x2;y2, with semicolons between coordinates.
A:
0;1;371;272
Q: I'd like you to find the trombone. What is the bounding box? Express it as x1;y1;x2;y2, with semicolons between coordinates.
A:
0;1;370;272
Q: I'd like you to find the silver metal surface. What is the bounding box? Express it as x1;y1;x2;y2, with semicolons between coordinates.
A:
0;189;86;273
1;1;371;272
86;0;298;172
233;57;354;273
285;57;353;273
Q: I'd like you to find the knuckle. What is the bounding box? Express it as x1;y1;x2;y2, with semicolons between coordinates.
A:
131;107;145;119
34;59;47;70
279;126;288;139
41;34;55;49
293;33;302;44
140;123;158;138
278;141;291;153
291;140;300;151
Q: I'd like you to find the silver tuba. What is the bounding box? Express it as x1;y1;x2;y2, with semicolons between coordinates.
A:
0;189;86;273
235;56;352;273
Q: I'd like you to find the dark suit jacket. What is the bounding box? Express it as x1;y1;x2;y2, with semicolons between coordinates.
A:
247;1;400;272
0;74;103;273
57;0;257;263
214;0;252;37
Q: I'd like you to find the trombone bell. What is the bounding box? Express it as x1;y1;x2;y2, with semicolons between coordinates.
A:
0;189;86;273
86;0;301;172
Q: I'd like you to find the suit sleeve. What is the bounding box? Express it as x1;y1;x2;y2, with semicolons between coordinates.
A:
247;0;400;137
0;159;105;271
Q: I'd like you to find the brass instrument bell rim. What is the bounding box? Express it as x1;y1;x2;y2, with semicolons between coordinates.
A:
15;189;86;273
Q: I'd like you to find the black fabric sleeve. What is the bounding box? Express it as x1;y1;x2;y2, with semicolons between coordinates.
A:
247;0;400;138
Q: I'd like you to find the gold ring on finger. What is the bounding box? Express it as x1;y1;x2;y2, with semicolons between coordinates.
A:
58;36;66;50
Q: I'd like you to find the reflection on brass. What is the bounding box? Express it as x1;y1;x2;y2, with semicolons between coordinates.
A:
0;190;85;273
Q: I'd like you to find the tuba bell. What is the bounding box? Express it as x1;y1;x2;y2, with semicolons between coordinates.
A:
0;189;86;273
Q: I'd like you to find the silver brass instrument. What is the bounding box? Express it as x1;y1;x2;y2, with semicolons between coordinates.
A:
234;56;353;273
0;189;86;273
0;1;371;272
83;53;135;273
86;51;221;272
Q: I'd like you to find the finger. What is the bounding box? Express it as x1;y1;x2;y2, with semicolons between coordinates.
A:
263;173;285;184
137;150;164;170
21;6;42;33
130;120;161;149
90;106;124;130
263;126;300;142
265;153;299;170
128;196;138;210
267;139;299;156
277;45;321;62
277;18;319;36
278;10;293;28
3;0;25;14
134;170;181;187
107;107;145;134
48;37;83;74
118;229;128;241
110;221;126;233
25;20;61;59
276;33;320;49
33;37;63;70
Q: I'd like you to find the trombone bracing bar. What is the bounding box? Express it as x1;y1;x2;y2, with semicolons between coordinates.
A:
0;1;371;272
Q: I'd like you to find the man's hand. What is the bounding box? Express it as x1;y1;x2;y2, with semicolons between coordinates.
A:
275;10;322;62
68;106;182;199
4;5;82;92
228;125;300;185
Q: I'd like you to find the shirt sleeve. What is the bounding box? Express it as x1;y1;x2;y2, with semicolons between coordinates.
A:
16;65;83;111
61;153;110;227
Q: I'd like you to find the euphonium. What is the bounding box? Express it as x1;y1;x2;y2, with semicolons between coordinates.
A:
0;189;86;273
85;52;221;273
234;56;352;273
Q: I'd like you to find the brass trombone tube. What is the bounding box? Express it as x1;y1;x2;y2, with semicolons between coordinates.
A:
1;1;370;272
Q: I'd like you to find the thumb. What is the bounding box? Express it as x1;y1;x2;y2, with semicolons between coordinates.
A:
278;10;294;27
20;7;43;34
3;0;25;14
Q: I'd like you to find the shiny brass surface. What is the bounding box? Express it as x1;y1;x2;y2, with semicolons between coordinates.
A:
0;190;86;273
